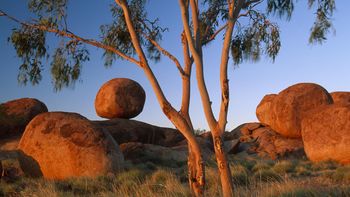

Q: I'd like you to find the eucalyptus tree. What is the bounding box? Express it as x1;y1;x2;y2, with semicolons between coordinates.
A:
0;0;335;196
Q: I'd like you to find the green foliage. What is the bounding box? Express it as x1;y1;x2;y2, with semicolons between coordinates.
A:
100;0;165;67
28;0;68;28
231;12;281;65
273;160;295;174
309;0;336;44
50;41;89;91
267;0;294;20
9;26;47;85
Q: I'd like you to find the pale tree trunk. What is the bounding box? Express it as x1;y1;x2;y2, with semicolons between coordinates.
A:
179;0;245;196
116;1;205;196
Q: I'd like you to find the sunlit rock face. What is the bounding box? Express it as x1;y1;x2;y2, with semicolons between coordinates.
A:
330;91;350;105
256;94;277;127
0;98;48;137
95;78;146;119
18;112;124;179
301;104;350;164
256;83;333;138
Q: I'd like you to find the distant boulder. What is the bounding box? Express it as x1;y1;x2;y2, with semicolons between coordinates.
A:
330;92;350;105
0;98;48;137
93;118;184;147
301;104;350;164
95;78;145;119
256;83;333;138
18;112;124;179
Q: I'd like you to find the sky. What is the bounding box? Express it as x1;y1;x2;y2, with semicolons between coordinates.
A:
0;1;349;131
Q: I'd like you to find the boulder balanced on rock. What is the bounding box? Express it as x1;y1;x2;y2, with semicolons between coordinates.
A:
0;98;48;137
18;112;124;179
256;83;333;138
95;78;146;119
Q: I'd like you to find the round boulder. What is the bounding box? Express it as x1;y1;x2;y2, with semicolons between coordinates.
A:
301;104;350;164
257;83;333;138
18;112;124;179
330;92;350;105
95;78;146;119
256;94;277;126
0;98;48;137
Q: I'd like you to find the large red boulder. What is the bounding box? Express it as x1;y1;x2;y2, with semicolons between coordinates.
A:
18;112;124;179
301;104;350;164
330;92;350;105
256;83;333;138
95;78;145;119
0;98;48;137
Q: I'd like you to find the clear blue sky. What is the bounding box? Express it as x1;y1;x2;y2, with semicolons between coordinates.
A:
1;1;349;131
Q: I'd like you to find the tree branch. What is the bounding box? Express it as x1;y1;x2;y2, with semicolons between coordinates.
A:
142;33;186;77
218;0;245;134
203;23;228;45
0;10;140;66
179;0;218;129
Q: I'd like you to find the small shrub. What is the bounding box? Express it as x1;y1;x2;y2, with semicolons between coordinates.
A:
231;164;249;185
331;166;350;182
253;169;282;182
311;160;339;171
295;166;311;176
273;160;295;174
252;162;272;172
205;167;221;197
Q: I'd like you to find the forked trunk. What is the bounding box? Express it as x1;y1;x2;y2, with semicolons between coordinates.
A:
187;144;205;197
212;132;233;197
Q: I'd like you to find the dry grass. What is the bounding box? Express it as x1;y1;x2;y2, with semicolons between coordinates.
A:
1;155;350;197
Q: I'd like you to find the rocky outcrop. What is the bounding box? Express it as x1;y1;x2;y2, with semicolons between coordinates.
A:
256;83;333;138
18;112;124;179
232;123;304;160
330;92;350;105
0;98;48;137
120;142;188;165
95;78;145;119
301;104;350;164
93;118;184;147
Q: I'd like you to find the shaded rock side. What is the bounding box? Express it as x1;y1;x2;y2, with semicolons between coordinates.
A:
120;142;188;166
301;104;350;164
0;98;48;137
95;78;145;119
93;118;184;147
18;112;124;179
232;123;304;160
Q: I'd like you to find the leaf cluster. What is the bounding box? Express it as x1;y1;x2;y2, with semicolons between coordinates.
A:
9;26;47;85
28;0;68;28
231;12;280;65
100;0;166;67
51;41;89;91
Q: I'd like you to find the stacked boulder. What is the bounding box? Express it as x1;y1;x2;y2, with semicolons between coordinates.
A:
95;78;146;119
257;83;350;164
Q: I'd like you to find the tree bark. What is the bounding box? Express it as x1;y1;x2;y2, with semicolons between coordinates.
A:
212;131;233;197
